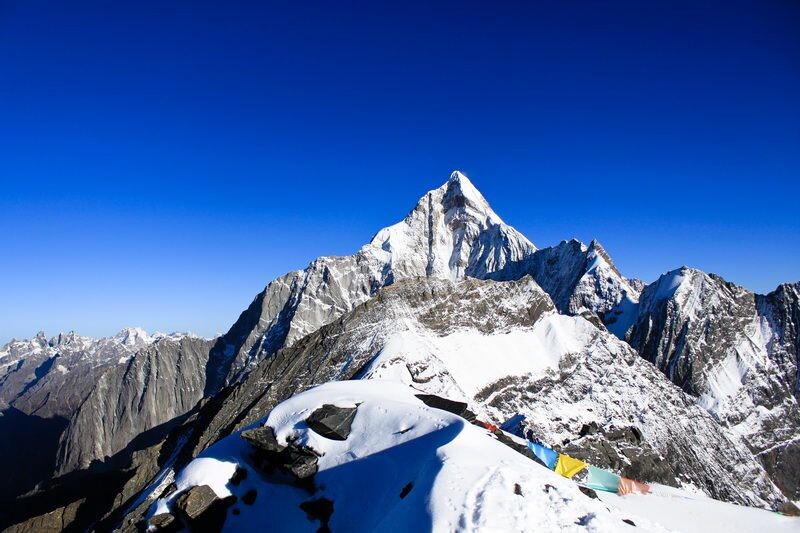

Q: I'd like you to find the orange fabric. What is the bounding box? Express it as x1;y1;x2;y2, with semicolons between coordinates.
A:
480;421;499;432
617;477;650;496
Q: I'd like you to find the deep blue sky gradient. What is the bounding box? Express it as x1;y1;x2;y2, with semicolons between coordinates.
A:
1;1;798;341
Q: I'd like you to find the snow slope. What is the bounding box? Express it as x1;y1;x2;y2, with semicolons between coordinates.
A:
146;381;666;532
146;381;798;532
362;313;596;399
597;484;798;533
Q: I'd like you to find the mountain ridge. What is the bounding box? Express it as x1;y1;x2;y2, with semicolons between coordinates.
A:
2;170;798;531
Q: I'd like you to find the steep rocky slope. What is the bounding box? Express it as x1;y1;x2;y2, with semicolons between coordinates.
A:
0;329;212;500
1;328;155;415
55;334;214;474
611;268;800;500
115;276;787;532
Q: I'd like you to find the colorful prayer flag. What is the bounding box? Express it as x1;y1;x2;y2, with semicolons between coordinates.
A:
584;465;621;493
618;477;650;496
555;453;588;479
527;441;559;470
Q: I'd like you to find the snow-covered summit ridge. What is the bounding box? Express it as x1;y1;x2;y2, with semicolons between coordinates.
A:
146;380;797;532
365;170;534;281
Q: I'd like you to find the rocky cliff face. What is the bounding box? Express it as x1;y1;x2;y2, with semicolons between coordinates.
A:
612;268;800;500
0;329;213;500
56;334;213;474
0;328;154;416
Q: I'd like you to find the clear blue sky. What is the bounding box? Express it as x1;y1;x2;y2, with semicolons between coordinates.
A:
1;1;798;342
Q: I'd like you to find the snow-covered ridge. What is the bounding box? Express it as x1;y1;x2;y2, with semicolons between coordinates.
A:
616;267;800;501
0;327;203;367
144;381;663;532
489;237;643;320
143;380;797;532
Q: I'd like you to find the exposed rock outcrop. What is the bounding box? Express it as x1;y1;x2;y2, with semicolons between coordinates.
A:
618;268;800;499
0;330;212;502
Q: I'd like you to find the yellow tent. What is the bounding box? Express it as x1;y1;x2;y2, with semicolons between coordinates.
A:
555;453;587;478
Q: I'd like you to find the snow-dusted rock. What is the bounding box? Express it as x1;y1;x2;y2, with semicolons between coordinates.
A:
489;238;643;321
119;276;787;531
140;380;797;533
617;267;800;500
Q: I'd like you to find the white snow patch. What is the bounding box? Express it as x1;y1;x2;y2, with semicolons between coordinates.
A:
654;270;686;301
597;484;798;533
605;293;640;339
364;314;592;398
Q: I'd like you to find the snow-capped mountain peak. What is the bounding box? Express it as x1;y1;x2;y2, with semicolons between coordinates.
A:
205;171;537;389
6;170;800;531
366;170;534;281
113;326;153;347
441;169;501;224
586;239;622;277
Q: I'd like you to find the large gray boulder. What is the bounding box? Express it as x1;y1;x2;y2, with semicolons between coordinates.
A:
174;484;236;532
306;404;358;441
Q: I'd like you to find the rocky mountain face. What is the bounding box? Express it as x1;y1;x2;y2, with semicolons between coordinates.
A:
490;238;644;322
0;329;213;501
115;276;786;531
611;267;800;500
1;328;153;416
55;334;214;475
204;171;535;391
2;171;798;531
